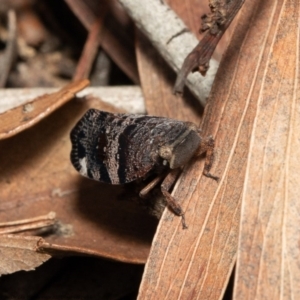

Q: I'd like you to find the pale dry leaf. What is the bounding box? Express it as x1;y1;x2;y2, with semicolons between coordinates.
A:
234;1;300;298
137;0;263;299
0;235;51;276
0;86;145;114
0;79;89;140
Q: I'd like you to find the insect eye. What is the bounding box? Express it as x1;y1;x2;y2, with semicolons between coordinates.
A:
158;146;172;160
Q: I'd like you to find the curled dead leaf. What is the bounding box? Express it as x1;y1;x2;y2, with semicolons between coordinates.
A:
0;235;51;276
0;79;89;140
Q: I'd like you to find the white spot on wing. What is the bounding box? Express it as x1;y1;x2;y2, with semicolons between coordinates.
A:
79;157;88;176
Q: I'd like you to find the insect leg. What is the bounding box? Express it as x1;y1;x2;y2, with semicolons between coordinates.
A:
200;136;217;179
196;135;219;181
139;173;165;198
160;168;187;229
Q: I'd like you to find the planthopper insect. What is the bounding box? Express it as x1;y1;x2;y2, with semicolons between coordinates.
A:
70;109;218;229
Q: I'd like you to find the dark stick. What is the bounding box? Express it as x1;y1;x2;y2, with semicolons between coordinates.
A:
174;0;245;95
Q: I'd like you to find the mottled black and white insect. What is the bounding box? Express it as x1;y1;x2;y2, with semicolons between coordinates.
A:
70;109;218;228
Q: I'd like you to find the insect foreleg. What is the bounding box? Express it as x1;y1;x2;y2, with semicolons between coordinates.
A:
160;168;187;229
195;135;219;181
139;173;165;198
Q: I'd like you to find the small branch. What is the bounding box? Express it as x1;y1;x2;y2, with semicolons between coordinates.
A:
73;18;104;81
0;10;17;87
0;212;56;235
174;0;245;94
118;0;219;105
65;0;139;84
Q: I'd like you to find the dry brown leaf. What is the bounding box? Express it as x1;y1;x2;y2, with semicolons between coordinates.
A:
0;79;89;140
137;1;252;299
136;0;237;299
139;0;300;299
0;235;50;276
234;1;300;298
0;96;156;264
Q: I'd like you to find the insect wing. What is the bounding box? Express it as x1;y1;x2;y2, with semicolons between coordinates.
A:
70;109;189;184
70;110;158;184
70;109;112;183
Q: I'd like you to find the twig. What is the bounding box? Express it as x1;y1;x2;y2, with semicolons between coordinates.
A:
0;212;56;235
174;0;245;94
73;18;104;81
0;10;17;87
118;0;219;105
65;0;139;84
